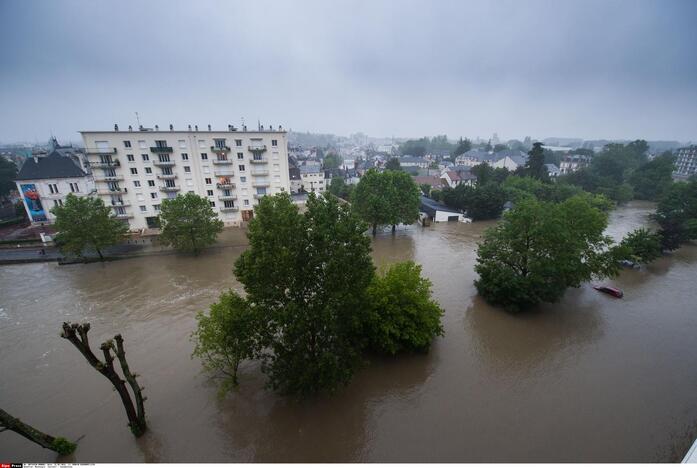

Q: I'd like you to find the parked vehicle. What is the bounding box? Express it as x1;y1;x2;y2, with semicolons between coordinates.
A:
593;285;623;298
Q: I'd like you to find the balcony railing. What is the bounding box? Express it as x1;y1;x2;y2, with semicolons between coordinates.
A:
249;157;268;164
160;186;181;192
252;181;270;187
153;160;176;167
97;187;128;195
212;159;233;165
220;206;239;212
94;175;124;182
110;201;131;207
253;193;267;199
216;182;235;189
157;174;177;179
218;195;237;201
150;146;173;153
248;145;267;153
90;159;120;168
211;146;231;153
251;169;269;176
86;148;117;155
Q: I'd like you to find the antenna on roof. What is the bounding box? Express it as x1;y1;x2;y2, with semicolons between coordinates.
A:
135;112;141;127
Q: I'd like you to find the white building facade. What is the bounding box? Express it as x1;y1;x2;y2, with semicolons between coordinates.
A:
674;146;697;178
80;128;290;230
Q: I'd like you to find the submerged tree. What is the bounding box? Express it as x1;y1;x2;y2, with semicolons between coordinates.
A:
0;407;76;455
159;192;224;255
61;323;147;437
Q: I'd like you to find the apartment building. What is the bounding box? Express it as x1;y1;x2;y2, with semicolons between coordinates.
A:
674;146;697;179
80;126;290;230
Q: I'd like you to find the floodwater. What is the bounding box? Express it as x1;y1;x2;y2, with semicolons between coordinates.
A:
1;201;696;462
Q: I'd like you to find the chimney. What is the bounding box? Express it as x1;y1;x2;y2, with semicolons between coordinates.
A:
195;125;198;132
155;125;159;131
188;125;192;131
114;124;119;131
207;124;211;131
139;125;143;131
128;125;133;131
169;124;173;131
228;125;232;131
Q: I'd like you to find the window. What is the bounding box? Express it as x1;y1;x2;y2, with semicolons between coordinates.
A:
198;140;206;148
155;140;168;149
201;153;208;160
238;164;245;172
153;204;161;211
148;180;155;187
235;139;242;147
244;199;249;206
214;138;227;148
53;199;63;207
145;167;152;174
209;201;216;207
178;140;187;149
224;200;235;208
151;192;158;199
207;190;213;196
48;183;59;194
256;187;267;195
240;176;246;183
186;179;193;187
127;154;135;162
272;139;278;147
69;182;80;193
237;152;244;160
136;193;145;202
182;153;189;161
184;166;191;173
133;180;141;188
138;140;147;149
205;177;212;184
139;205;147;212
141;154;149;161
124;141;132;148
130;168;138;175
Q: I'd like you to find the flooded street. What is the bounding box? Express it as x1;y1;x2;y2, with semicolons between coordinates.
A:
1;201;696;462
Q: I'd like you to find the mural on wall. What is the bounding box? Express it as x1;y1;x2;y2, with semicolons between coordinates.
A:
20;184;47;222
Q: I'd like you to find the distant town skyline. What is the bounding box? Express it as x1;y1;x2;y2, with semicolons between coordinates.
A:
1;0;696;143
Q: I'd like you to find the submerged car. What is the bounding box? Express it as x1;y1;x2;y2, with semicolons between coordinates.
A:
593;285;624;298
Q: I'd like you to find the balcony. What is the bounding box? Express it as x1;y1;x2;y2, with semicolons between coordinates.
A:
153;160;176;167
160;186;181;193
251;169;269;176
150;146;173;153
114;213;134;220
252;181;270;187
216;182;235;189
97;187;128;195
220;206;239;212
214;170;234;177
253;193;267;199
94;175;124;183
211;146;231;153
157;174;177;180
248;145;267;153
86;147;117;155
212;159;233;165
249;157;268;164
110;201;131;207
218;195;237;201
90;159;120;168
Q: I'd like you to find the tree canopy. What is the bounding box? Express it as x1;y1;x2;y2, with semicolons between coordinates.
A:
620;228;663;264
653;178;697;251
323;152;343;170
452;137;472;156
385;157;401;171
353;169;420;234
159;192;224;255
51;194;128;260
629;152;676;201
0;157;18;198
441;183;507;221
524;142;548;181
474;196;622;312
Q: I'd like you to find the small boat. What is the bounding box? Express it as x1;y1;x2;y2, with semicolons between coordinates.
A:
593;285;623;298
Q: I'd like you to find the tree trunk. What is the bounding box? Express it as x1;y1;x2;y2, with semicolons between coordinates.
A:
95;247;104;261
392;224;396;233
372;224;377;236
0;407;76;455
61;323;147;437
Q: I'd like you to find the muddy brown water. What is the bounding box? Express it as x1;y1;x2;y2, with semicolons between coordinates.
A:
1;201;696;462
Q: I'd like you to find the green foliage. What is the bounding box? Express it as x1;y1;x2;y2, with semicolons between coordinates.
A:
524;142;549;181
385;157;402;171
452;137;472;156
234;193;374;396
328;176;353;200
430;189;443;202
493;144;508;153
471;162;509;186
654;179;697;250
159;192;224;255
400;135;454;157
353;169;420;232
474;196;621;312
323;152;343;170
366;261;444;354
419;183;431;195
0;156;18;198
442;183;507;220
51;437;77;455
629;152;676;201
388;170;421;227
51;194;128;260
620;228;663;264
192;290;259;396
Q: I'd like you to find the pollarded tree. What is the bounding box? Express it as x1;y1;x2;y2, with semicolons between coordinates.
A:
388;170;421;232
234;192;375;396
192;290;259;395
475;196;622;312
0;407;76;455
353;168;393;235
159;192;224;255
366;261;444;354
51;193;128;261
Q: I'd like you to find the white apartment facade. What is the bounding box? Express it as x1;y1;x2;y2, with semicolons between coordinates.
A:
674;146;697;179
80;127;290;230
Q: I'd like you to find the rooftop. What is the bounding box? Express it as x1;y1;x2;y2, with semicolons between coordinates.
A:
15;150;87;181
420;195;460;217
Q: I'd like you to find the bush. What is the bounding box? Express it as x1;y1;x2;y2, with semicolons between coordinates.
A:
366;261;444;354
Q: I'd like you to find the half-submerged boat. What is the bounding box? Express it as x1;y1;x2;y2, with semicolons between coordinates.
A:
593;285;623;298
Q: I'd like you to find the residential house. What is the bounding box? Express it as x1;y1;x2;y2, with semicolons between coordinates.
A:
419;196;470;223
559;154;592;174
400;155;429;169
545;163;561;178
491;150;528;170
299;163;325;193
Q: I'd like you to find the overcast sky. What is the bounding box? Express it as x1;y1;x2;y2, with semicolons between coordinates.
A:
1;0;696;143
